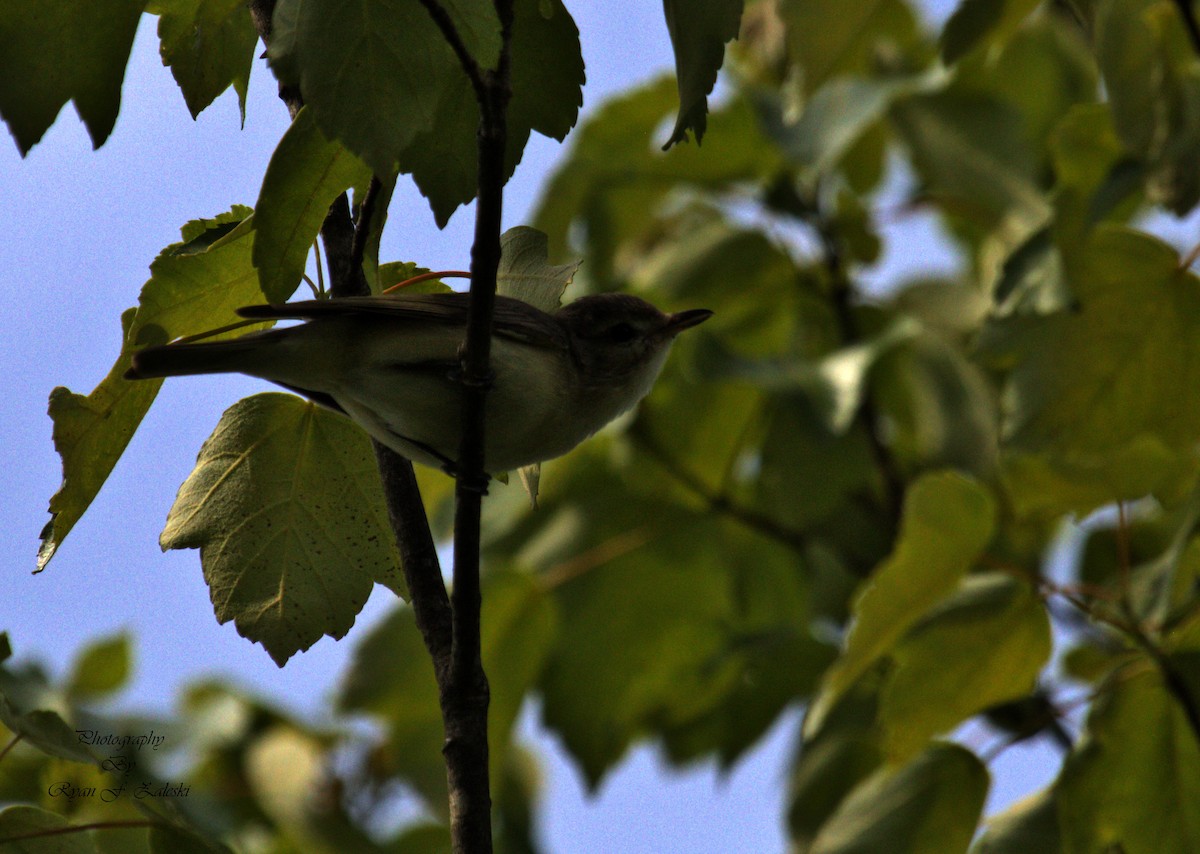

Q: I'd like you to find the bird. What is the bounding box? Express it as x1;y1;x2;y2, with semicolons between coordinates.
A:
125;291;712;473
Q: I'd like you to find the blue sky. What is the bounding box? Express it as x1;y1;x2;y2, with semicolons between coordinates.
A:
1;2;1068;851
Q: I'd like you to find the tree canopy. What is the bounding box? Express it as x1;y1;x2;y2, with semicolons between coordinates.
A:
4;0;1200;851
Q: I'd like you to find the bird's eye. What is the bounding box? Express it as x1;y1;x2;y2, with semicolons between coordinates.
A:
605;322;638;342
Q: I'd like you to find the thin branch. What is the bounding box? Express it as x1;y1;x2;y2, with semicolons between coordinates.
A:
0;733;22;764
1048;585;1200;748
631;423;810;554
0;820;160;846
313;239;325;295
350;175;385;284
383;270;473;294
418;0;488;105
442;1;515;851
374;446;452;675
1174;0;1200;56
247;0;303;118
250;0;453;724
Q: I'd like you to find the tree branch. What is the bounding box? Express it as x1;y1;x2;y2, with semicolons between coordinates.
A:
418;0;488;105
350;176;385;284
441;1;515;851
631;423;810;554
1174;0;1200;56
249;0;454;740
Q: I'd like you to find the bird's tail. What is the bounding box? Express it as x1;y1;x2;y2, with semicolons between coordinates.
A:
124;334;277;380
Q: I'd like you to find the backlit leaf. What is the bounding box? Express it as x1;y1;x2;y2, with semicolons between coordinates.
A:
160;393;403;666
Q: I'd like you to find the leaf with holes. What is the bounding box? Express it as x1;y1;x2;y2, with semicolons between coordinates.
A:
161;393;403;666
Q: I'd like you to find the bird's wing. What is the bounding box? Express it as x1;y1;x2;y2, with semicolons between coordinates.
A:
236;293;568;350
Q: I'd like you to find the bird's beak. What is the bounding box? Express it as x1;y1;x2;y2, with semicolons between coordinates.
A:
664;308;714;335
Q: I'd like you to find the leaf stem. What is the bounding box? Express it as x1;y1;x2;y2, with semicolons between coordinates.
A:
383;270;473;294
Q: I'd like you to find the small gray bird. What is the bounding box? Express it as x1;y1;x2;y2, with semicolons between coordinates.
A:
125;292;712;473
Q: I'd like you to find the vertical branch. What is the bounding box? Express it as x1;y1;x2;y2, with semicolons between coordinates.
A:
249;0;453;736
423;2;514;851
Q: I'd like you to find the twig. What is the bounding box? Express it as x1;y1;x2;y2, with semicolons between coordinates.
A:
247;0;303;118
383;270;473;294
250;0;453;766
0;733;22;764
439;0;515;850
0;820;160;846
1048;585;1200;748
313;239;325;295
1173;0;1200;56
374;446;452;676
632;423;810;553
418;0;488;105
350;175;384;285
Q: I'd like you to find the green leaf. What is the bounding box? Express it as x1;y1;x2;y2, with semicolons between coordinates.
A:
401;0;583;226
150;0;258;120
148;824;233;854
809;743;989;854
252;107;372;302
763;75;919;176
778;0;919;93
338;570;556;807
496;226;579;313
982;226;1200;511
999;440;1190;520
131;208;264;345
338;605;446;806
39;310;163;572
1058;667;1200;853
0;805;97;854
391;824;452;854
807;472;996;736
160;393;403;666
971;786;1061;854
270;0;581;225
480;570;558;792
532;79;780;271
755;392;879;530
790;735;885;849
0;0;144;154
940;0;1043;64
40;209;266;571
0;696;97;765
441;0;502;68
515;452;821;784
889;89;1049;234
629;215;815;356
1095;0;1163;152
870;334;999;478
268;0;458;175
880;574;1051;760
1095;0;1200;214
507;0;583;144
65;633;132;701
243;726;384;851
661;0;743;147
